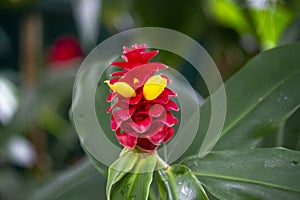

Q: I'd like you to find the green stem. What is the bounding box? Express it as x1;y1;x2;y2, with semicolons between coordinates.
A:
155;152;169;170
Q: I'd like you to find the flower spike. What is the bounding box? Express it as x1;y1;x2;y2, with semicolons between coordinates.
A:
104;44;179;152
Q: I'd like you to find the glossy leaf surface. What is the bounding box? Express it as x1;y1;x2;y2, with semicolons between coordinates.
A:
182;148;300;200
157;164;208;200
108;151;157;200
214;42;300;150
181;43;300;158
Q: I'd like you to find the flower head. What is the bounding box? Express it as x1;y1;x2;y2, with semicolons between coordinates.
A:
105;44;179;152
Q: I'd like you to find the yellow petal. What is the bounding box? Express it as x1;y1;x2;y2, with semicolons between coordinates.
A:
104;80;114;90
143;75;167;100
133;78;139;84
104;80;136;98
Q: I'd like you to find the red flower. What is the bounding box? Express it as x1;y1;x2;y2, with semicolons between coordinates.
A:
47;35;83;70
105;44;179;152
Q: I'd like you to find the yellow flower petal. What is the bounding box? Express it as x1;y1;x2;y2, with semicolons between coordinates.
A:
143;75;167;100
104;80;136;98
104;80;114;90
133;78;139;84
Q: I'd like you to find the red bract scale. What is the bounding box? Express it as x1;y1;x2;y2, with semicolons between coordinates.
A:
105;44;179;152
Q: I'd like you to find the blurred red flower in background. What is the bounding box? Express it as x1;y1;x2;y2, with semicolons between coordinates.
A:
47;35;83;70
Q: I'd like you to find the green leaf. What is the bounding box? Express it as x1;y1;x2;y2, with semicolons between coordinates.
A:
250;4;294;48
208;0;295;48
181;43;300;158
214;42;300;150
282;108;300;150
106;149;139;199
157;166;179;200
157;164;208;200
208;0;250;34
279;14;300;46
107;151;157;200
182;148;300;200
258;108;300;150
25;158;106;200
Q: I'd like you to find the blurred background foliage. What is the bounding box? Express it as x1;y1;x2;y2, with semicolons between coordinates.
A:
0;0;299;199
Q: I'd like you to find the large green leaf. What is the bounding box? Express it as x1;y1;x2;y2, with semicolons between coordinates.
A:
214;42;300;150
157;164;208;200
182;148;300;200
282;108;300;150
257;108;300;150
181;42;300;158
108;152;157;200
24;158;106;200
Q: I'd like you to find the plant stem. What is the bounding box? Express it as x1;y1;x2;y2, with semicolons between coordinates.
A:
155;152;169;170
